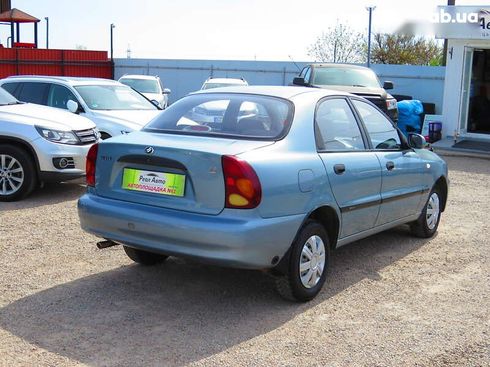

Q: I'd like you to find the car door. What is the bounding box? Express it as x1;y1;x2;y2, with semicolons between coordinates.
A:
315;97;382;238
351;99;427;226
47;84;80;110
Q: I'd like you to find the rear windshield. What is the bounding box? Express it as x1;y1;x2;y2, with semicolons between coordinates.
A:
144;93;293;140
312;67;381;88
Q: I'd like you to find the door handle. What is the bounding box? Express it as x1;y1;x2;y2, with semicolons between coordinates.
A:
386;161;395;171
333;164;346;175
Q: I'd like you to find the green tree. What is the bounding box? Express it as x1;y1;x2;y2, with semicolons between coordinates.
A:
308;23;365;63
371;33;443;65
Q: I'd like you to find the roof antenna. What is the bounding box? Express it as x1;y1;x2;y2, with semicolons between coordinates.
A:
288;55;302;72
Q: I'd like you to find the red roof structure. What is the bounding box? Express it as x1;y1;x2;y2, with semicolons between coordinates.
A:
0;8;39;23
0;8;40;48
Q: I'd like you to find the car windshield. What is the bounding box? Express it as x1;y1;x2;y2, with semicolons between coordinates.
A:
311;67;381;88
144;93;293;140
74;85;157;110
202;83;245;90
119;78;160;94
0;87;20;106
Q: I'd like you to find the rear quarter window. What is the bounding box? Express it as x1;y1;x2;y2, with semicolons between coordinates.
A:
144;93;293;140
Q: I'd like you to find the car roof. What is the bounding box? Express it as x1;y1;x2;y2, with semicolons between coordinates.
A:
203;78;247;84
2;75;123;86
191;85;351;100
119;74;159;80
309;63;372;71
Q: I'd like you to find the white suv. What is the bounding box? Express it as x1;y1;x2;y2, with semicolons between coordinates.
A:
0;76;161;140
0;87;98;201
118;74;171;109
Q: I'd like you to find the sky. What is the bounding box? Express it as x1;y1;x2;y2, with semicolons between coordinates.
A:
2;0;490;61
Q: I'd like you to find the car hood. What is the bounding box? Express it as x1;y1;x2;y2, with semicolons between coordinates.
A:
313;85;388;98
0;103;95;130
91;110;161;128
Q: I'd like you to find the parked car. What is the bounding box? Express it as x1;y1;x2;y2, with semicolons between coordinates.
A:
200;77;248;90
0;87;98;201
118;74;171;109
78;86;448;301
0;76;161;139
292;63;398;122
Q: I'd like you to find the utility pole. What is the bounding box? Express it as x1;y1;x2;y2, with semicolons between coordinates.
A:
44;17;49;49
366;6;376;68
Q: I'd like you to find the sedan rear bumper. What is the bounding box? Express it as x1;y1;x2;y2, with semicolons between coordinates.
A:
78;192;304;269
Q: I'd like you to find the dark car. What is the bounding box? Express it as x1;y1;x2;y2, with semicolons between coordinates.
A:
292;63;398;122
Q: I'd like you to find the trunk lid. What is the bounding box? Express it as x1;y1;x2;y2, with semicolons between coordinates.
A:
95;131;273;215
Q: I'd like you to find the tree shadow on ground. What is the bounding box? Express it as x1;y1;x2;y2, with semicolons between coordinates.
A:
0;226;429;367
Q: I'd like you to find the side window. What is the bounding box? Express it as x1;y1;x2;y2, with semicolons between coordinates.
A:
315;98;365;151
48;84;78;110
304;67;312;83
1;83;20;97
352;100;401;150
17;82;50;105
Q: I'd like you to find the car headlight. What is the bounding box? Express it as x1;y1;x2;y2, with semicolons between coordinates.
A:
35;126;80;145
386;98;397;110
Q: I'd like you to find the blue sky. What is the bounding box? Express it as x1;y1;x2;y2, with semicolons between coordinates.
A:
2;0;490;61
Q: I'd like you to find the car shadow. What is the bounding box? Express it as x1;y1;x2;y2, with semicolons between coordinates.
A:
0;179;86;211
0;226;429;366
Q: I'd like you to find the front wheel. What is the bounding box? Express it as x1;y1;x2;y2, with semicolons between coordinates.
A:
275;220;330;302
0;145;37;202
410;188;442;238
123;246;168;266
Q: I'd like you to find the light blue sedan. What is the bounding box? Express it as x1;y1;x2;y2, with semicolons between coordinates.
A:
78;86;448;301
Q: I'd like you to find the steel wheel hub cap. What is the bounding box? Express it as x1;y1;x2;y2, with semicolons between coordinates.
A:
426;192;440;230
299;235;326;289
0;154;24;196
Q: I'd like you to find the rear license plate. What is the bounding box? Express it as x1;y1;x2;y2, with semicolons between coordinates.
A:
122;168;185;197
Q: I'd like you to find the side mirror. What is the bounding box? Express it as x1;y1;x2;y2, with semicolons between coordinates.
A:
293;77;306;86
408;133;426;149
163;88;171;94
383;81;394;90
67;99;81;114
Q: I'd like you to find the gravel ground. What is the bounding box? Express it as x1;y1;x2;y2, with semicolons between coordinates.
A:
0;155;489;367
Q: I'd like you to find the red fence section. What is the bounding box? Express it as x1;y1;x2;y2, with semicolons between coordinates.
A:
0;49;113;79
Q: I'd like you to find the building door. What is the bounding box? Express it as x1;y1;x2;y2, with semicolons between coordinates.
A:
460;47;490;136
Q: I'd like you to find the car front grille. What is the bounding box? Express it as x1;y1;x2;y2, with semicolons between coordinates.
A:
362;96;387;112
75;128;99;145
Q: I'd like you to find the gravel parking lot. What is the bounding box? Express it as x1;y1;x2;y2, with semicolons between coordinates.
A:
0;155;489;367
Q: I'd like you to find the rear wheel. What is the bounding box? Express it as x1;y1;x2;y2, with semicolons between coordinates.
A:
0;145;37;202
275;220;330;302
123;245;168;265
410;188;442;238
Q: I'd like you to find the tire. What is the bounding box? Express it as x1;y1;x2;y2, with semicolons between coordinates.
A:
275;220;330;302
410;188;442;238
0;145;37;202
123;245;168;266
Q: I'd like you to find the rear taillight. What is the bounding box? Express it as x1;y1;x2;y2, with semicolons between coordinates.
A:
222;155;261;209
86;143;98;187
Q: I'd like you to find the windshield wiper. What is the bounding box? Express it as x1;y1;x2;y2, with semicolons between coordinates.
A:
6;101;24;105
351;84;367;87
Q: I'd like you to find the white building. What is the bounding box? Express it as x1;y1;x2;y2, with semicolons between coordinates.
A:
440;6;490;142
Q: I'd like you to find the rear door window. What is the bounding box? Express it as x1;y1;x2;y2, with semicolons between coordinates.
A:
315;98;366;151
17;82;50;105
145;93;293;140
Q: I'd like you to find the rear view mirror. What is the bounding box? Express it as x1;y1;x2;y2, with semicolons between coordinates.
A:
67;99;80;114
383;81;394;90
408;133;426;149
293;77;306;86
